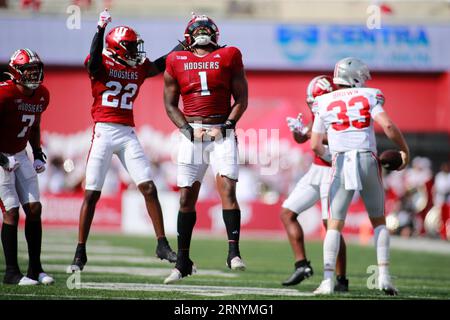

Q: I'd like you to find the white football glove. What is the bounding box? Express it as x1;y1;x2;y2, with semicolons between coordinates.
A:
98;9;112;28
286;113;307;134
1;155;20;172
33;159;46;174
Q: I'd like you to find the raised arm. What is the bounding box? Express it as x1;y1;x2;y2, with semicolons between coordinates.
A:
374;111;410;170
87;9;111;77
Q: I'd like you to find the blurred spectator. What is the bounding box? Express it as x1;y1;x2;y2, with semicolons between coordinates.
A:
434;162;450;206
21;0;41;11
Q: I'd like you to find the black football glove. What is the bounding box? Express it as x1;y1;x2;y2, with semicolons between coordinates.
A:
32;147;47;163
220;119;236;138
180;123;194;142
0;153;8;167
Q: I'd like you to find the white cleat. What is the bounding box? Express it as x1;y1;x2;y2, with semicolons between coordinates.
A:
378;275;398;296
164;265;197;285
38;272;55;285
227;256;246;271
18;276;39;286
313;279;334;295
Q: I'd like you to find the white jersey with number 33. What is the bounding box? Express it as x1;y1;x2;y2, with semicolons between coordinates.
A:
312;87;385;154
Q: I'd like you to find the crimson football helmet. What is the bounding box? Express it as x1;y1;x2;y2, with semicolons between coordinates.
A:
306;75;336;108
105;26;145;67
7;48;44;90
184;13;219;49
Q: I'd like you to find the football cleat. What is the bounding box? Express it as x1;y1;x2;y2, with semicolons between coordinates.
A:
313;279;335;295
164;259;196;284
156;243;177;263
68;244;88;272
226;256;246;271
18;276;39;286
378;275;398;296
38;272;55;285
282;261;313;286
334;276;349;292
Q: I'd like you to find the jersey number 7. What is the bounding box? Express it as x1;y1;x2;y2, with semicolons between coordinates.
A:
327;95;370;131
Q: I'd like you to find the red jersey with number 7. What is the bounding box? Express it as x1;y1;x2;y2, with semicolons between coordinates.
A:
165;46;244;117
85;53;153;127
312;87;385;154
0;80;49;154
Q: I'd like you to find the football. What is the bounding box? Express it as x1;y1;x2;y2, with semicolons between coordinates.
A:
379;149;403;170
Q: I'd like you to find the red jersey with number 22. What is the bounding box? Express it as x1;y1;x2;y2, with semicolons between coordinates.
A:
86;54;152;127
0;80;49;154
165;46;244;117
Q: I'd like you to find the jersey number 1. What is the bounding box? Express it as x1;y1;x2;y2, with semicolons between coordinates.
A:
198;71;210;96
327;96;371;131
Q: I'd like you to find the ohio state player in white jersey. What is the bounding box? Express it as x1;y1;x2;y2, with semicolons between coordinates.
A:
311;57;410;295
280;75;348;292
69;10;185;272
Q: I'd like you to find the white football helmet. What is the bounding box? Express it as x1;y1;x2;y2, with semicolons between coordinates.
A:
333;57;371;88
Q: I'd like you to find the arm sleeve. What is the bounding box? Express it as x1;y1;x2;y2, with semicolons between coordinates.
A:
152;41;187;74
371;89;385;118
87;26;106;76
312;114;326;133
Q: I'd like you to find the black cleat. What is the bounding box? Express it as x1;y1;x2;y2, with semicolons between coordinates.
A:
164;258;196;284
334;276;349;292
156;243;177;263
3;272;24;285
282;261;314;286
68;244;87;272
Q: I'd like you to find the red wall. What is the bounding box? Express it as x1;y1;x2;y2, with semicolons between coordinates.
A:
41;69;450;134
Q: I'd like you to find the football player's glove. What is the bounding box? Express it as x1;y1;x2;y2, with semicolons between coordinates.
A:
286;113;307;134
180;123;195;142
1;154;20;172
98;9;112;28
220;119;236;139
32;148;47;174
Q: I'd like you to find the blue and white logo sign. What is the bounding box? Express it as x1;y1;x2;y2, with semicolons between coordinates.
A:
275;24;449;71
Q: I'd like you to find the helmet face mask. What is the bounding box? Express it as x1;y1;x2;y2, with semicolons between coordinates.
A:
184;14;219;49
333;57;371;88
8;49;44;90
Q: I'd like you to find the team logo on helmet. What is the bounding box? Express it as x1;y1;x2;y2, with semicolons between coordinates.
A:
105;26;146;67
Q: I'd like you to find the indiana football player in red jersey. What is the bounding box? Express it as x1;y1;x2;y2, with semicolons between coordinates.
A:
69;9;185;272
0;49;54;285
280;76;348;291
163;14;248;284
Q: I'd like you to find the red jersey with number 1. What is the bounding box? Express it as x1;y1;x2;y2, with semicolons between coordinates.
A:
86;54;153;127
0;80;49;154
165;46;244;117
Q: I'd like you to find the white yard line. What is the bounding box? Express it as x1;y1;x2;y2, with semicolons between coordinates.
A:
17;244;144;255
0;293;143;300
45;264;238;278
19;253;169;265
81;282;314;297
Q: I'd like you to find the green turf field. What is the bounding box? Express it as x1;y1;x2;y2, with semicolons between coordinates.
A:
0;230;449;300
